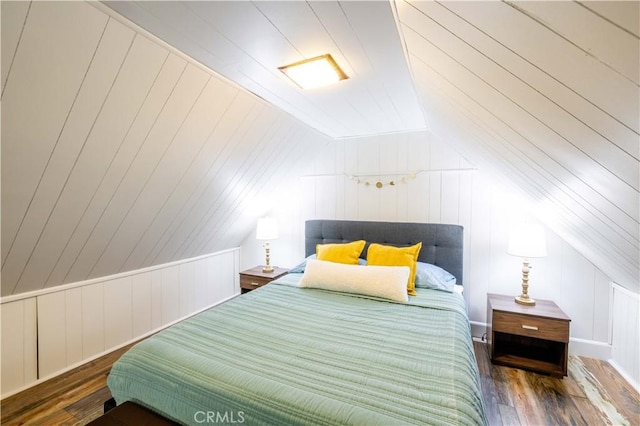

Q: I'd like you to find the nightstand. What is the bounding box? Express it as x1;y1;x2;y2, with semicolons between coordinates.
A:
239;266;288;294
487;293;571;377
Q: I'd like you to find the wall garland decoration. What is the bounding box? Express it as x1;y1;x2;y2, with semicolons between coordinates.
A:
302;168;477;189
348;172;418;188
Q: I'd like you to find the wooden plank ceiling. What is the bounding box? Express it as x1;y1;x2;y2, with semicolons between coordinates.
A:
1;1;638;296
103;0;427;139
1;1;330;296
395;0;639;291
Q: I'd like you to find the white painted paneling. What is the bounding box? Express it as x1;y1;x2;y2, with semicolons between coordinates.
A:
1;248;240;397
37;291;68;378
592;270;612;344
105;0;426;138
510;1;638;84
88;64;210;279
161;266;181;324
104;276;133;349
581;1;639;38
437;1;638;132
179;262;196;317
396;0;639;292
193;259;208;312
611;285;640;390
0;1;30;93
2;1;331;297
0;299;37;394
44;53;186;288
65;288;83;367
131;272;152;337
2;1;109;289
81;283;105;360
150;269;163;330
10;18;137;295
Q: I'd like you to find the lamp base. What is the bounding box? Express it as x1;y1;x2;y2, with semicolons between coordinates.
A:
515;295;536;306
262;266;274;273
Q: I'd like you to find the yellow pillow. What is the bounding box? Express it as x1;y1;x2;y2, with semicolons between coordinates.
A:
367;242;422;296
316;240;366;265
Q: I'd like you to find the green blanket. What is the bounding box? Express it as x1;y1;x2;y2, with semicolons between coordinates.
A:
108;274;487;425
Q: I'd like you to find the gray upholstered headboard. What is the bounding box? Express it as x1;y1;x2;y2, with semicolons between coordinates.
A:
305;220;464;285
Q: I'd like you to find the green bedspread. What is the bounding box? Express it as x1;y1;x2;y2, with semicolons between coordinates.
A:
107;274;487;425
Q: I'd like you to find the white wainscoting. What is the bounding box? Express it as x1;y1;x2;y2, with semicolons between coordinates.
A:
0;298;38;396
0;248;240;398
610;284;640;392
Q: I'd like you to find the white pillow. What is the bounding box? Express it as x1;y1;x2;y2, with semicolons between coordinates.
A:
299;259;409;303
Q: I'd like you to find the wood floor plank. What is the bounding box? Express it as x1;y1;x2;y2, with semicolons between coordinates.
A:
525;372;588;425
0;343;135;425
569;356;637;425
562;356;589;398
2;340;637;426
479;375;503;425
580;356;640;423
65;386;111;419
571;395;615;426
497;403;520;425
506;368;548;426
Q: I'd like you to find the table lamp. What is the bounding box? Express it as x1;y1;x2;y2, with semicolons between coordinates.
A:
256;217;279;273
507;222;547;306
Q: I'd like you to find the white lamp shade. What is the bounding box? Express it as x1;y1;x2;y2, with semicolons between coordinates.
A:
256;217;279;240
507;223;547;258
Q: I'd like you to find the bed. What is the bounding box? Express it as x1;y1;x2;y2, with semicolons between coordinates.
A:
107;220;487;425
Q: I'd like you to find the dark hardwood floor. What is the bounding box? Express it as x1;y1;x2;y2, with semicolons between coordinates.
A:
2;341;638;425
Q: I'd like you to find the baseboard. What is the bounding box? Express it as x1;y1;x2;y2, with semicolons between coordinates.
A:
569;337;612;360
608;359;640;394
470;321;487;341
470;321;611;360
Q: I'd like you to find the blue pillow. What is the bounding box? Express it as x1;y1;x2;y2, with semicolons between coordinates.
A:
414;262;456;292
288;254;366;273
288;254;316;273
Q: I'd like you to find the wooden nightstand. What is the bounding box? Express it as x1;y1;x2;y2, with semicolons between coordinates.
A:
239;266;288;294
487;293;571;377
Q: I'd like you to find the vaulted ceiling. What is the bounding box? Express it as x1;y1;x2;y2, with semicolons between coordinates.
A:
395;1;638;292
104;0;426;139
103;0;640;290
2;1;638;296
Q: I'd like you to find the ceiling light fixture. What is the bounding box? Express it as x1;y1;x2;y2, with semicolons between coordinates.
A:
278;54;348;90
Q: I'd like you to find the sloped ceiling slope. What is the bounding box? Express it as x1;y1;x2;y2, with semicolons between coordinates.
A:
1;1;330;296
396;1;639;291
103;0;426;139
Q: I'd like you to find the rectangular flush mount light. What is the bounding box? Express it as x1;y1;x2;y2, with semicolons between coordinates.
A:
278;54;348;89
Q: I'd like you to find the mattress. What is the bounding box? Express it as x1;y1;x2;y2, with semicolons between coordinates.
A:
107;274;487;425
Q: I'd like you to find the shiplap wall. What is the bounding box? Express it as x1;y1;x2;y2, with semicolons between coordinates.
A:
104;0;426;139
611;285;640;391
243;130;614;356
394;0;639;293
1;248;239;398
1;1;330;297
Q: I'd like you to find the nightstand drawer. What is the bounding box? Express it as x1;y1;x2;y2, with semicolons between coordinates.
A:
493;311;569;343
240;275;272;290
239;266;288;293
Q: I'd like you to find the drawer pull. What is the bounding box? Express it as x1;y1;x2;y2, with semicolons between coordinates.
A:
251;282;260;286
522;324;539;331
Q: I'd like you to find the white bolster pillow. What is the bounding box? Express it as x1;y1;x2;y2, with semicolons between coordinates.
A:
299;259;409;303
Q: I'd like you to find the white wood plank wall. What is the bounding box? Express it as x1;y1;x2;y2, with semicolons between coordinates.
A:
395;0;639;292
1;1;330;298
0;299;37;396
244;130;614;359
611;284;640;392
0;248;239;398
